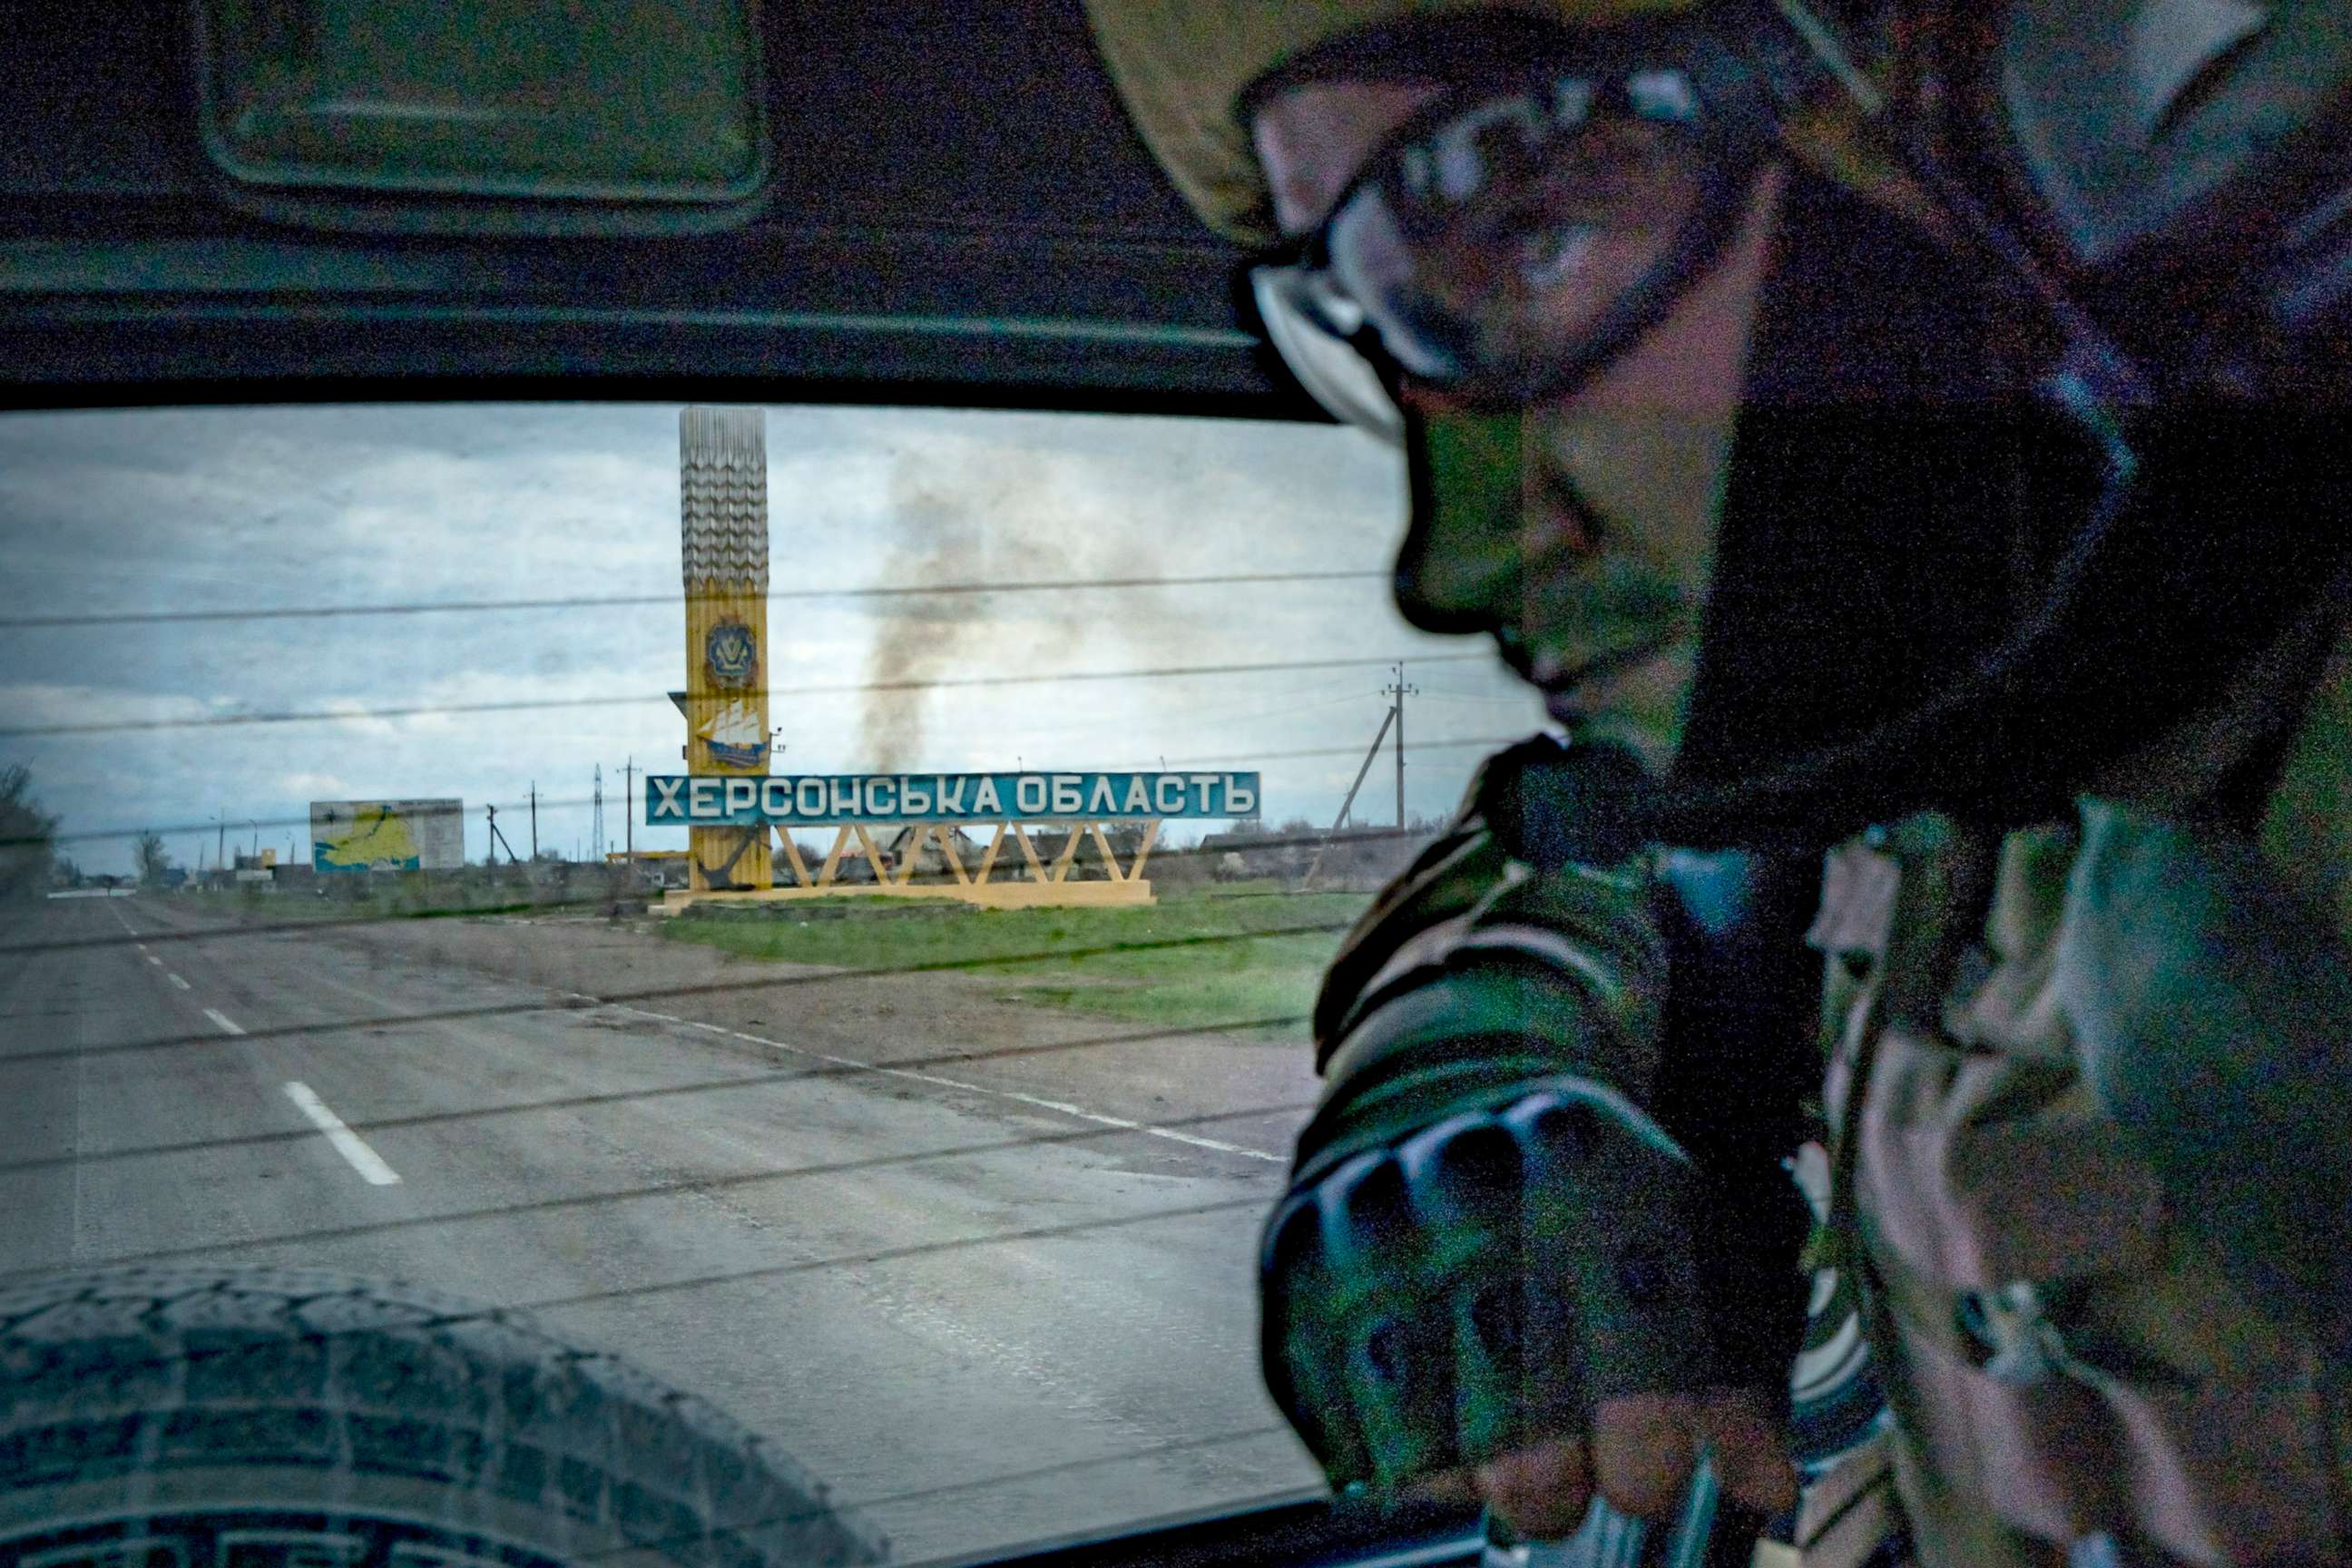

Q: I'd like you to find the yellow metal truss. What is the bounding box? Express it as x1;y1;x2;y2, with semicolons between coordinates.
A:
656;819;1162;914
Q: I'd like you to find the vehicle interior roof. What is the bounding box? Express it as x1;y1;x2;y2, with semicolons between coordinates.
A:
0;0;1322;418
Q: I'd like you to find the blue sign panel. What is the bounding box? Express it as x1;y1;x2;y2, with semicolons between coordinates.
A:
646;770;1260;827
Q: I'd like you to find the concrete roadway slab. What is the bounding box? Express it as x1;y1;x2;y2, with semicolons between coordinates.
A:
0;897;1327;1563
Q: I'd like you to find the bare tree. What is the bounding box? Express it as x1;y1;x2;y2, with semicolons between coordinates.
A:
133;828;173;887
0;764;59;900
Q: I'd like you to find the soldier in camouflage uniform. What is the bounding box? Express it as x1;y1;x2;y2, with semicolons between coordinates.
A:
1084;2;2352;1563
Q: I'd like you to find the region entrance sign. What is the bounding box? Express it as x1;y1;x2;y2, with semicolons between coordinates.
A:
646;770;1258;828
642;770;1260;913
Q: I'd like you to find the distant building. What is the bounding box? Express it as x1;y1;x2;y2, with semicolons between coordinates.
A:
880;825;982;879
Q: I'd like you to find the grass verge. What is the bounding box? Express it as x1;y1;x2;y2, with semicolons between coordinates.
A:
654;884;1373;1038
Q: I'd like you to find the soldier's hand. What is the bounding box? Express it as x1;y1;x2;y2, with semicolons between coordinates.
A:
1262;1074;1730;1494
1449;1388;1796;1537
1269;794;1815;1522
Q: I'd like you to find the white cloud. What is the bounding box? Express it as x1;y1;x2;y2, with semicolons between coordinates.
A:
280;771;354;798
0;681;217;729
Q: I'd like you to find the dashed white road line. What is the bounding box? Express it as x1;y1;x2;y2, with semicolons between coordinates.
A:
608;1003;1282;1163
203;1007;245;1036
283;1081;402;1186
145;955;162;966
166;972;191;990
950;1089;1281;1161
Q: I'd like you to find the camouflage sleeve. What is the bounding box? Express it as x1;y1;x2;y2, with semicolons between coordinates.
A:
1313;769;1820;1175
1308;794;1511;1069
1288;752;1819;1450
1309;743;1660;1087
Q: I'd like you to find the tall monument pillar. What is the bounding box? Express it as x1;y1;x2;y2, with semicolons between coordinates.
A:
680;406;773;891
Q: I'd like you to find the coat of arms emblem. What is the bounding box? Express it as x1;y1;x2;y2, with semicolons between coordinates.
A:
705;619;756;688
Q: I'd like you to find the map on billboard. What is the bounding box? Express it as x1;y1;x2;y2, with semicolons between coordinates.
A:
310;799;464;873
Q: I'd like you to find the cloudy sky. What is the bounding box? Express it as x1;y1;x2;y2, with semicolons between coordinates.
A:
0;403;1543;877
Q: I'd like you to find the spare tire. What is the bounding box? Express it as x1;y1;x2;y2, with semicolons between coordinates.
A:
0;1265;888;1567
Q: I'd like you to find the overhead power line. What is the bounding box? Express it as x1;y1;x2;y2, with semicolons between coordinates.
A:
7;1193;1274;1400
0;652;1493;741
599;1433;1309;1563
1112;731;1522;773
598;1431;1311;1566
757;1436;1305;1559
19;740;1527;855
0;916;1364;1068
6;822;1434;956
0;1015;1317;1180
0;569;1387;632
0;1094;1313;1273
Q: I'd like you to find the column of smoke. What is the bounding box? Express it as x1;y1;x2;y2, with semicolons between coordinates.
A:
860;444;1207;771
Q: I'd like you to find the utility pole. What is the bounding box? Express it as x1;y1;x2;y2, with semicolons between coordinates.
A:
1384;663;1417;829
622;757;634;869
486;803;519;866
1329;707;1396;834
1308;694;1403;890
216;810;226;873
528;782;538;860
592;765;604;863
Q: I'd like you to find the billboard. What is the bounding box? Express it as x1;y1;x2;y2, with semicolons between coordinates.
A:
310;799;464;873
647;771;1259;828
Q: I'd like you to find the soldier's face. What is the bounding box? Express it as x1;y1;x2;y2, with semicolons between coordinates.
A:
1253;83;1783;773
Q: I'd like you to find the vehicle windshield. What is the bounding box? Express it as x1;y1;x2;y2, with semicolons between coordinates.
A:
0;401;1541;1563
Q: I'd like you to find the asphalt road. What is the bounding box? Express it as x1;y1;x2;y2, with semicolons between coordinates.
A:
0;895;1327;1564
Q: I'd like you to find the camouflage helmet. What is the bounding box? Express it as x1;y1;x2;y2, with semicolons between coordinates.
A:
1082;0;1916;246
1083;1;1699;246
